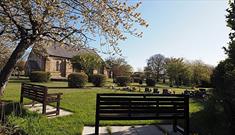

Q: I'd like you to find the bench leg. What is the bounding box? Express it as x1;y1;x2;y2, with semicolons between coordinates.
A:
185;118;189;135
32;100;35;107
20;96;23;104
95;119;99;135
20;96;24;115
42;103;46;114
56;101;60;115
173;119;177;132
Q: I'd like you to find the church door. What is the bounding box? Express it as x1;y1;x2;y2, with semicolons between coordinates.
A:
60;59;66;77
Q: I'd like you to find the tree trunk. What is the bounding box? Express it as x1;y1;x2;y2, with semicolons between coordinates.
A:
0;39;31;95
17;69;20;79
156;71;159;82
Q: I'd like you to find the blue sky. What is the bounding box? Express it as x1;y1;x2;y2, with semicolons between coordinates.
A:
100;0;230;71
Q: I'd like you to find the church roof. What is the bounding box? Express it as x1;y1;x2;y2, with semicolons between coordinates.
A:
46;44;98;59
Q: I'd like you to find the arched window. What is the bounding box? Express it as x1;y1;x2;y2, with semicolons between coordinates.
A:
56;61;60;71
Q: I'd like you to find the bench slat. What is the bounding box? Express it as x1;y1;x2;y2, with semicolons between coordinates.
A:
99;108;185;113
99;115;185;120
20;83;62;115
95;93;189;135
98;93;185;97
99;106;184;110
100;101;185;106
99;97;185;102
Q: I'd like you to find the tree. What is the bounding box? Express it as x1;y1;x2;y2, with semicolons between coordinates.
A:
164;58;213;87
211;1;235;133
71;53;103;75
105;57;133;78
0;0;148;94
146;54;165;82
165;57;190;87
0;45;11;70
15;60;26;78
190;60;213;87
131;72;145;83
144;66;152;78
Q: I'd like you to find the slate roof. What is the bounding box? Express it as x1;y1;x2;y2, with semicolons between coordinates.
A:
46;44;98;59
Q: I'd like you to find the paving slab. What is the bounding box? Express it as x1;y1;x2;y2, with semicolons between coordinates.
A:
24;103;73;118
157;125;182;135
82;125;164;135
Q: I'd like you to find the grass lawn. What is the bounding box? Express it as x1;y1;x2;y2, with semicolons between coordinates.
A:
2;79;203;135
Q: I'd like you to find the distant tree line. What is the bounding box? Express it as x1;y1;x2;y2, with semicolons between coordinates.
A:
104;54;213;88
144;54;213;88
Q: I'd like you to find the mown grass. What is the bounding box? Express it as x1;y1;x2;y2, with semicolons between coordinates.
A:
2;79;203;135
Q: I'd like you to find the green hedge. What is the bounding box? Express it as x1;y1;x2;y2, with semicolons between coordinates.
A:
146;78;156;86
132;77;142;83
91;74;106;87
29;71;50;82
116;76;130;86
68;73;88;88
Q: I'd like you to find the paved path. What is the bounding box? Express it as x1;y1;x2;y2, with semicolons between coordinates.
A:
83;125;182;135
157;125;183;135
83;125;164;135
24;103;73;118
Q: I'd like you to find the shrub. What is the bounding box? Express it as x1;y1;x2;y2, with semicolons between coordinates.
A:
139;79;143;85
115;76;130;86
130;72;145;83
199;80;212;88
88;75;93;82
132;77;143;83
68;73;88;88
29;71;50;82
146;78;156;86
91;74;106;87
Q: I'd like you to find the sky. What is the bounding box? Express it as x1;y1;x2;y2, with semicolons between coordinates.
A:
99;0;230;71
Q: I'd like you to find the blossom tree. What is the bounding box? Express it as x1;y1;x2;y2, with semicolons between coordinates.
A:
0;0;148;95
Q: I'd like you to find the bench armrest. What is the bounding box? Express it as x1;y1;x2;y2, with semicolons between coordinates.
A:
47;93;63;96
46;93;63;101
47;93;63;99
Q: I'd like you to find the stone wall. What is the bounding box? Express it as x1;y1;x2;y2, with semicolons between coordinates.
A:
45;57;61;78
45;56;74;78
103;68;109;78
92;67;109;78
28;54;110;79
65;59;73;77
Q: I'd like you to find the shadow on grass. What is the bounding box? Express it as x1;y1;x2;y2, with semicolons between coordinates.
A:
130;83;191;89
189;97;230;135
0;101;67;135
86;125;164;135
48;87;77;89
8;79;30;83
0;101;28;122
158;98;230;135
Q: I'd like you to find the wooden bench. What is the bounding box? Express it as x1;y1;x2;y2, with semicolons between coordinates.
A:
232;115;235;131
231;104;235;132
20;83;63;115
95;94;189;135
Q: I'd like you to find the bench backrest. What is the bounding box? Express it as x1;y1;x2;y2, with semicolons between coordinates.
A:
96;93;189;120
21;83;48;102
